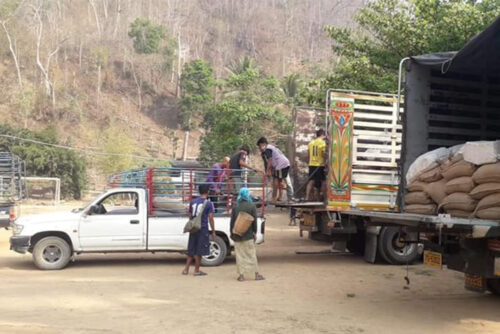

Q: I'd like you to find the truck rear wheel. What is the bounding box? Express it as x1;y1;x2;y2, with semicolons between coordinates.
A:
378;227;419;265
32;236;71;270
201;235;227;267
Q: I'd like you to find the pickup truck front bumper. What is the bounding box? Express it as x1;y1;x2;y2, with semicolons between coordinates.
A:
10;236;30;254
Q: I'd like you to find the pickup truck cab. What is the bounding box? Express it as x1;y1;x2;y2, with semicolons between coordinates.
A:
9;188;265;270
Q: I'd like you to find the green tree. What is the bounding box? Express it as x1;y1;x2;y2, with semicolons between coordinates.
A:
282;73;303;106
199;63;290;164
97;126;135;175
0;0;20;20
226;55;257;75
316;0;500;104
180;59;215;129
0;125;86;199
128;18;166;54
179;59;215;160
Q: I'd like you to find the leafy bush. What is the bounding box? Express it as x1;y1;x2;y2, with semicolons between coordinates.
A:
0;125;86;199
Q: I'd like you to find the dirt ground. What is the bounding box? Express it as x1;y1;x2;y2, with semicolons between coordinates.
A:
0;205;499;334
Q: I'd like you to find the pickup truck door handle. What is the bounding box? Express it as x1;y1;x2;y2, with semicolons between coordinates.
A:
130;220;140;224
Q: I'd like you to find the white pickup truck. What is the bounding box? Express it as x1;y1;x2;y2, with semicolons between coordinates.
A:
9;187;265;270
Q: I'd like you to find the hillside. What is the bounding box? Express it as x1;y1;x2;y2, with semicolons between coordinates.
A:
0;0;364;190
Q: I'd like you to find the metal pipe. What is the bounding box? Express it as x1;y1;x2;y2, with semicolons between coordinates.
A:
397;57;410;122
328;88;399;98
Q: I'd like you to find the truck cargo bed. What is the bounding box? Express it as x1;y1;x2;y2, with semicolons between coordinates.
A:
344;209;500;237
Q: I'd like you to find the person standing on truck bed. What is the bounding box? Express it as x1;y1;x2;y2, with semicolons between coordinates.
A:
182;184;216;276
229;145;263;193
206;156;230;212
257;137;294;203
230;187;265;282
306;129;327;201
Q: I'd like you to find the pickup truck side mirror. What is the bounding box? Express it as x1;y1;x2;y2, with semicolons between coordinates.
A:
87;205;98;216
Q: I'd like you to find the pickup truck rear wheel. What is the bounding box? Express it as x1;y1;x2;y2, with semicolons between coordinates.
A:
378;227;419;265
32;236;71;270
201;235;227;267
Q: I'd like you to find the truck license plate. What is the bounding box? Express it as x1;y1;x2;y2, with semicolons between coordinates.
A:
423;250;442;269
464;274;485;292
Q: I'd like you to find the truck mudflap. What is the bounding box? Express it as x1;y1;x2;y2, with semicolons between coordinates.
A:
10;236;30;254
465;274;487;292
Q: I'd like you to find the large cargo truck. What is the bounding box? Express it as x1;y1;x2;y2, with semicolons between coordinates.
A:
287;17;500;294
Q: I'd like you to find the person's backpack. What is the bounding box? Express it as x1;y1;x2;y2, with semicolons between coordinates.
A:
183;200;209;233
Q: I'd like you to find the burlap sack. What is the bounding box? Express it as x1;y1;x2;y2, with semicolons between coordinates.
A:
440;159;454;172
440;155;464;172
445;177;475;194
441;160;476;180
407;181;427;192
475;193;500;212
440;193;477;211
423;179;447;204
476;207;500;220
451;153;464;164
418;165;442;183
470;183;500;200
404;191;433;205
404;204;436;215
446;209;473;218
472;162;500;184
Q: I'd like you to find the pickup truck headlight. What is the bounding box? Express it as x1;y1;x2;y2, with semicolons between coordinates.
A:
11;223;23;235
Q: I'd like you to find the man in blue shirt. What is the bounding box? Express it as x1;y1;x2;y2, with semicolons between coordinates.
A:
182;184;215;276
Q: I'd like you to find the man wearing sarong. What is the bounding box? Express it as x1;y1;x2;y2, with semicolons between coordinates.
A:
182;184;215;276
230;188;265;282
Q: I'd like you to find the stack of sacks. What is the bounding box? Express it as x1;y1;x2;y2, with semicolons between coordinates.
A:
471;162;500;220
404;147;450;215
439;158;477;218
405;141;500;219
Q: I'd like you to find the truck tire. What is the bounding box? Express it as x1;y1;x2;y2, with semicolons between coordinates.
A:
201;235;227;267
377;227;419;265
487;279;500;296
32;236;71;270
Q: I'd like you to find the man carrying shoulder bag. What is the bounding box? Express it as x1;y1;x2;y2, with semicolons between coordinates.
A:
182;184;215;276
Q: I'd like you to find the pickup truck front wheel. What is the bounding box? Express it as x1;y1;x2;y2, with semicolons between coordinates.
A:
32;236;71;270
201;235;227;267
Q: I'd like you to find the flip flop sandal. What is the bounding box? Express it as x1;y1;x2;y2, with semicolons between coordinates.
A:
237;276;245;282
255;275;265;281
193;271;207;276
181;270;189;275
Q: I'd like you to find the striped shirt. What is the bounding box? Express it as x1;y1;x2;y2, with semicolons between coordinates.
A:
266;144;290;170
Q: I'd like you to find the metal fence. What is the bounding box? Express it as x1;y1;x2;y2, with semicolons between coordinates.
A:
0;152;25;204
108;167;268;216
